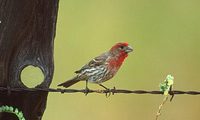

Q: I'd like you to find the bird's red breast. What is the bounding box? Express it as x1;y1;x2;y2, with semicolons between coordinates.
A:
108;52;128;69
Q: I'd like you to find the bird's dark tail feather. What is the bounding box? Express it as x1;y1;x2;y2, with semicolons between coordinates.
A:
58;76;80;88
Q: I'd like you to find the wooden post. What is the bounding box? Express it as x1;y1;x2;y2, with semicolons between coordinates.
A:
0;0;59;119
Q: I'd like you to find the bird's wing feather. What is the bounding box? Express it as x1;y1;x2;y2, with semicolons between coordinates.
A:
75;52;109;74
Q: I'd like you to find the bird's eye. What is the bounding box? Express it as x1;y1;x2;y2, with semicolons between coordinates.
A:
120;46;124;49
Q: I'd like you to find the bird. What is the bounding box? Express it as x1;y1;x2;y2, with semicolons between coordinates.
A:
58;42;133;90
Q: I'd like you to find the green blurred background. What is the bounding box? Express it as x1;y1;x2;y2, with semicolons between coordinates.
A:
41;0;200;120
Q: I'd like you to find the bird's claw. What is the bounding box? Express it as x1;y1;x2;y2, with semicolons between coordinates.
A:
84;87;90;96
105;86;116;97
105;89;111;97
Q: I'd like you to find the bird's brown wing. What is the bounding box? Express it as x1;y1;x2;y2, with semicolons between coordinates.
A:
75;52;109;74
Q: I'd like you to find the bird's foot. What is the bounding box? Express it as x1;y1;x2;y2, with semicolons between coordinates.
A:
98;84;111;97
84;87;90;96
105;86;116;97
105;88;111;98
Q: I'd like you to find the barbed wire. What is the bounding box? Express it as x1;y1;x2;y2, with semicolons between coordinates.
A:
0;87;200;95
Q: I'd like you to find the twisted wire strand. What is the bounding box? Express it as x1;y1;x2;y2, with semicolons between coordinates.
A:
0;87;200;95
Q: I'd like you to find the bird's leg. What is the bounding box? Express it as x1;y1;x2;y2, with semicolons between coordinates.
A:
99;84;109;89
84;80;89;96
99;84;111;97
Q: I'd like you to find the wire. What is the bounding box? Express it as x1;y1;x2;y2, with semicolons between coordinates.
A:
0;87;200;95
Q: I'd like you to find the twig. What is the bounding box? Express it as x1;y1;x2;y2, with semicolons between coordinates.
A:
156;96;169;120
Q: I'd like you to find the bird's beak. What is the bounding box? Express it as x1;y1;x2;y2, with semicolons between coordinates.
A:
125;45;133;53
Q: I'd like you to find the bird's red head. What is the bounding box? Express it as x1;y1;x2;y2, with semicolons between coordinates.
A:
109;42;133;68
110;42;133;55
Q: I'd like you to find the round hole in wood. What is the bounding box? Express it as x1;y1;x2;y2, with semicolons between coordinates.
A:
20;65;44;88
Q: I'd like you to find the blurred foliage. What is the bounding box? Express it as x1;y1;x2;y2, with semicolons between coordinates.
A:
27;0;200;120
160;74;174;95
0;105;25;120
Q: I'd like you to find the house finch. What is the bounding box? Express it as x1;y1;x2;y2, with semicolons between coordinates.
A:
58;42;133;90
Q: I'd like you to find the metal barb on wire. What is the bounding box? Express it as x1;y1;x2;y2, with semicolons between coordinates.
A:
0;87;200;95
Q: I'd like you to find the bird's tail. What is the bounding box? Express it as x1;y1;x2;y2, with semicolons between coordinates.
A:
58;76;80;88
